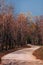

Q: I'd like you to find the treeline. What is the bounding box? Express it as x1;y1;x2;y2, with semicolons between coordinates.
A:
0;3;43;51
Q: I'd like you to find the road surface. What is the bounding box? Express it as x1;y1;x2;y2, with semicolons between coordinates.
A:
1;45;43;65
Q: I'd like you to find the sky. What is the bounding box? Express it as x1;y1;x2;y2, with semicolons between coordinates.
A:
5;0;43;16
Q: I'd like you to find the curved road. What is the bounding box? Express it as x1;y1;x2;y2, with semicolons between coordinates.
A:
1;45;43;65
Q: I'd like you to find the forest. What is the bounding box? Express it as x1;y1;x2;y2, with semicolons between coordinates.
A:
0;0;43;51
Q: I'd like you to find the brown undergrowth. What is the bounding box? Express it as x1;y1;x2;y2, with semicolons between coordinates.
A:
33;46;43;60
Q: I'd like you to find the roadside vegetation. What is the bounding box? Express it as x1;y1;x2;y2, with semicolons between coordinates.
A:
33;46;43;60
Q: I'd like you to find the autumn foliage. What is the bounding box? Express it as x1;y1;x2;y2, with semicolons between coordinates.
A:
0;1;43;51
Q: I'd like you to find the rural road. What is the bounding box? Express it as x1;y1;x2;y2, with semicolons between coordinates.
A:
1;45;43;65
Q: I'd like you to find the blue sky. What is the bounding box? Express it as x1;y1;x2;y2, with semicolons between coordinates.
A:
5;0;43;16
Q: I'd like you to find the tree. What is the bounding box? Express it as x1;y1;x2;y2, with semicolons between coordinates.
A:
3;13;16;50
17;13;28;46
33;16;42;45
0;0;16;50
26;12;36;44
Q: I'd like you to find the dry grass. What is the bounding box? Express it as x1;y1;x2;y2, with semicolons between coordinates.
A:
33;46;43;60
0;45;31;64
